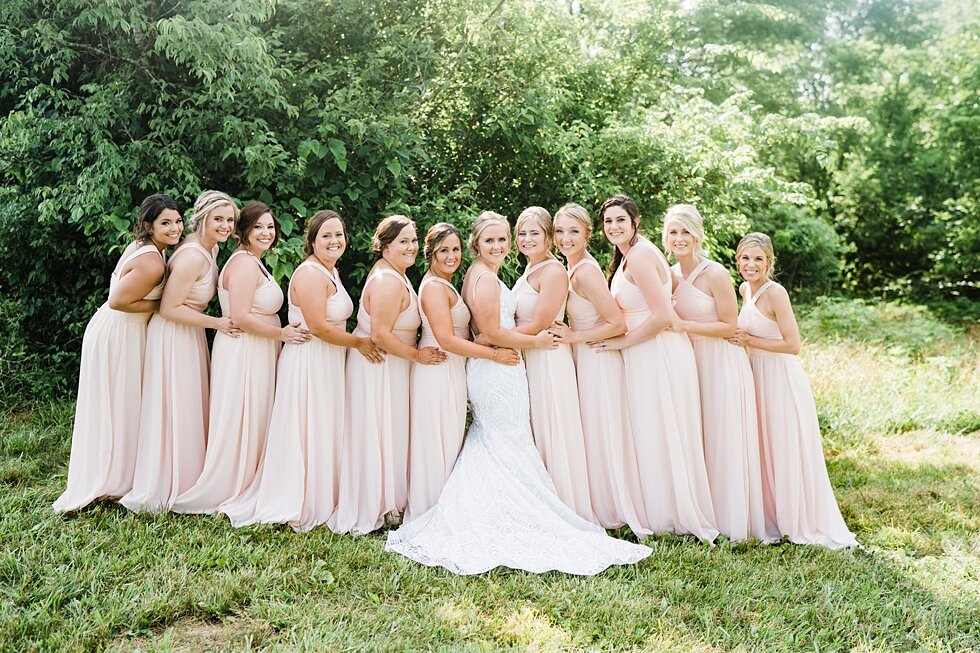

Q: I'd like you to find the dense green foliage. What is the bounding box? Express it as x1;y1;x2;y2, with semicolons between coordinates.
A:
0;0;977;395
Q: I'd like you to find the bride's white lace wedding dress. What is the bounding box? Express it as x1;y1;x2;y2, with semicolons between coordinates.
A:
385;278;651;575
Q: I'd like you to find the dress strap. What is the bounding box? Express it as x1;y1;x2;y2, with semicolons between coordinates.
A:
170;240;214;268
684;258;712;285
218;249;260;287
523;257;562;278
567;257;601;280
420;275;461;302
117;244;163;272
747;280;775;305
289;260;339;305
369;267;413;292
468;270;498;303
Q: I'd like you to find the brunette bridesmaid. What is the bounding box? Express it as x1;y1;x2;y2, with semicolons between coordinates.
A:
730;233;857;549
329;215;445;534
511;207;596;523
224;210;380;531
550;203;648;536
598;194;718;542
666;205;773;542
405;223;519;522
54;195;183;513
173;202;310;514
120;191;241;513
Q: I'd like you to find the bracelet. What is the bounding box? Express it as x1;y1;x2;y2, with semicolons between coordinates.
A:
491;348;498;362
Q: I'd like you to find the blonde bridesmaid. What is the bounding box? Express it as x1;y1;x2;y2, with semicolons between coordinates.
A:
54;195;183;513
510;206;596;523
599;194;718;542
730;233;857;549
330;215;446;534
665;205;774;543
224;210;380;531
406;223;519;522
549;203;648;536
173;202;310;514
120;191;241;513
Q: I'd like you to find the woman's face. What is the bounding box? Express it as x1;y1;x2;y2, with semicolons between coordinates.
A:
737;245;769;282
246;212;277;255
429;233;462;278
147;208;183;249
553;214;588;260
313;217;346;266
665;220;697;259
204;204;237;243
476;223;510;266
516;218;550;258
602;205;635;248
383;224;418;271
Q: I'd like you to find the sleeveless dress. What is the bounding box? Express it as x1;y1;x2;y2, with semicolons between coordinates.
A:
405;276;471;522
513;258;596;523
172;251;283;514
739;281;858;549
565;257;648;535
386;273;651;575
120;242;216;513
54;244;165;512
329;268;420;534
610;239;718;542
222;260;354;531
672;259;773;542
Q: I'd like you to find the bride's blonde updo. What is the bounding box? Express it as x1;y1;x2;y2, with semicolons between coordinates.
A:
467;211;510;257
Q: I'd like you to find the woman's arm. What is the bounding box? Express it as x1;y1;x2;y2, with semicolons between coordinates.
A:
468;274;554;350
551;264;626;344
513;263;568;335
423;283;518;364
675;264;738;339
107;250;165;314
729;284;801;354
367;275;445;364
596;247;672;350
159;249;239;336
227;255;308;343
293;267;383;362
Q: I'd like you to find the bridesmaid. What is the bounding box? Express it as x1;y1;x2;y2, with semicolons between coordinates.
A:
730;233;857;549
406;223;519;522
54;194;183;513
120;190;241;513
223;210;381;531
665;205;773;543
549;203;648;536
173;202;310;514
511;206;596;523
598;194;718;542
329;215;446;534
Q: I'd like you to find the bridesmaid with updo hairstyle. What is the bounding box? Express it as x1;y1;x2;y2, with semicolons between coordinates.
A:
665;204;773;543
599;194;718;542
224;210;379;531
173;202;310;514
330;215;446;534
730;233;857;548
121;190;241;513
550;203;648;536
510;206;596;523
405;223;519;522
54;194;183;513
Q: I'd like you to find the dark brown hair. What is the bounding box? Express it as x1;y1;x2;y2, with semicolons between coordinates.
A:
236;201;280;249
371;214;415;260
303;209;346;257
133;194;181;244
423;222;464;265
598;194;640;286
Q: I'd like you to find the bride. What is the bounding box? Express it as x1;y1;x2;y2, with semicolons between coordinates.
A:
385;212;651;575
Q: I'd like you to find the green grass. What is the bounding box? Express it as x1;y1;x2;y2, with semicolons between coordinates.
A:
2;299;978;651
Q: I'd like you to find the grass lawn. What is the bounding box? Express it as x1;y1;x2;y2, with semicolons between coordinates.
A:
1;300;977;651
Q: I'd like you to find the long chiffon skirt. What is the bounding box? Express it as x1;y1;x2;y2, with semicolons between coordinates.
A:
328;351;411;534
54;306;150;512
524;345;596;523
748;349;857;549
405;353;467;522
119;314;208;513
222;338;346;531
622;331;718;542
173;326;279;514
692;337;774;542
571;343;648;535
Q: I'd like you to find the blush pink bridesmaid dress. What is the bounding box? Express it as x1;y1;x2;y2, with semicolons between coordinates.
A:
172;250;283;514
405;276;470;522
119;242;216;513
739;280;857;549
513;258;597;523
673;258;774;542
329;269;420;534
54;244;165;513
222;260;353;531
611;238;718;542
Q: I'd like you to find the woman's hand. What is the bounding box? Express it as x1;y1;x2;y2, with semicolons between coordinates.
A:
589;336;627;352
492;347;520;365
548;321;577;345
216;316;242;338
474;333;490;347
727;328;751;347
533;330;558;350
355;337;386;363
416;346;448;365
280;323;312;345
